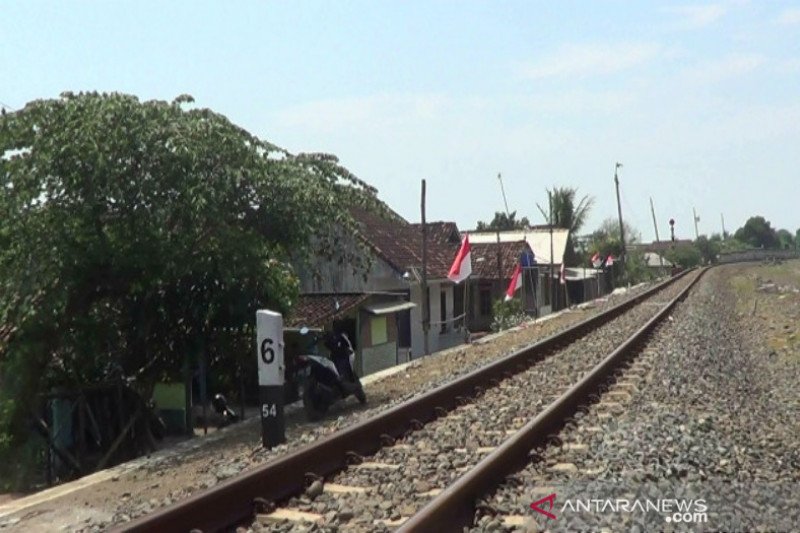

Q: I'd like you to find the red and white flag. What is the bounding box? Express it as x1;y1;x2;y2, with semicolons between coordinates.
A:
606;255;615;267
505;263;523;301
560;261;566;285
447;234;472;283
591;252;602;268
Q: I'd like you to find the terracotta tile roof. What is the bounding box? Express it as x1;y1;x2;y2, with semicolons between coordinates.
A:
286;293;371;328
349;207;460;279
470;241;534;280
412;222;461;245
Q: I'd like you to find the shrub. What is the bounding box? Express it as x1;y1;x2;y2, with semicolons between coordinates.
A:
490;298;529;332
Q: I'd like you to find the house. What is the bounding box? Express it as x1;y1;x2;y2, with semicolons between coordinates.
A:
294;206;465;369
466;240;538;331
285;292;414;377
468;227;571;317
563;267;604;304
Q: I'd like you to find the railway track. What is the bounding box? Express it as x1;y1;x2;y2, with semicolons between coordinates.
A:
119;269;701;532
400;267;706;532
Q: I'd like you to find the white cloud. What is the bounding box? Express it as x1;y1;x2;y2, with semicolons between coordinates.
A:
776;8;800;25
519;43;662;79
664;4;728;29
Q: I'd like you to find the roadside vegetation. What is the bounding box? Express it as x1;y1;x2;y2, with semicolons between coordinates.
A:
0;92;384;489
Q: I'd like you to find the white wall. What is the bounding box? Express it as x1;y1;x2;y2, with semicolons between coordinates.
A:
409;281;462;357
296;233;408;294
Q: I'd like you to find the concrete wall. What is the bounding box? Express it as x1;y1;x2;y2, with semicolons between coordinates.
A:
409;281;460;357
361;342;398;375
717;249;799;264
356;309;398;375
296;235;407;293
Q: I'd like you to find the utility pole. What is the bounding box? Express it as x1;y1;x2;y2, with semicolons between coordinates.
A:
721;213;726;239
420;180;429;356
693;208;700;239
614;163;626;265
549;191;555;310
497;172;511;219
650;197;664;269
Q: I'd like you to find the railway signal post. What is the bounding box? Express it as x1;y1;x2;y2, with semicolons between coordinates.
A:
256;310;286;448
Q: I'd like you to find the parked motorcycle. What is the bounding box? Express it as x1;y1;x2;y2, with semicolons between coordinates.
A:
211;393;240;426
296;327;367;420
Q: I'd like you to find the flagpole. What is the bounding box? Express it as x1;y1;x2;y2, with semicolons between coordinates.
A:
463;281;469;343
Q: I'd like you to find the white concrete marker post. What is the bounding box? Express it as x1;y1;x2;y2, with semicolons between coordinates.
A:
256;310;285;448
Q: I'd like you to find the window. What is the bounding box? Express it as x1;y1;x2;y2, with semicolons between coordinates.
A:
370;316;387;345
440;290;447;334
479;286;492;316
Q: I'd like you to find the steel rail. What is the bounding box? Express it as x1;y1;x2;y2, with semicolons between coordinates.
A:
118;271;690;533
398;267;706;533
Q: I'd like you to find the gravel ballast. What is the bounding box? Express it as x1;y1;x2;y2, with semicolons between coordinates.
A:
471;265;800;532
249;274;697;532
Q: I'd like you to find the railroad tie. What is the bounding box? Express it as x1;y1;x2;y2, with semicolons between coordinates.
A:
258;508;323;525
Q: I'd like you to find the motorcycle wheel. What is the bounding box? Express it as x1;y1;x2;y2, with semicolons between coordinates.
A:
302;377;328;421
355;386;367;404
353;377;367;404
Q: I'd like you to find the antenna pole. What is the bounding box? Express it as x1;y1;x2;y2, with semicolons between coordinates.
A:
497;173;511;218
614;163;626;265
650;197;664;270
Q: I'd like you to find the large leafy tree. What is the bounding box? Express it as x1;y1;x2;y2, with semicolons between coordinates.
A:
0;92;378;482
694;235;720;264
585;218;650;283
734;216;778;249
776;229;793;250
586;218;641;260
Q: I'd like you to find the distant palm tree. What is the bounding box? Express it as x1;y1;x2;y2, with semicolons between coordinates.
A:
537;187;594;266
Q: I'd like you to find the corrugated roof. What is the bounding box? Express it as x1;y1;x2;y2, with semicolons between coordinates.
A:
468;228;570;265
564;267;601;281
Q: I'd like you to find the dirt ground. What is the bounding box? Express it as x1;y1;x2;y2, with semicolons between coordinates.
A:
727;259;800;360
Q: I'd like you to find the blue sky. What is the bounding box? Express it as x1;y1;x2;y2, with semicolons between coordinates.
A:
3;1;799;240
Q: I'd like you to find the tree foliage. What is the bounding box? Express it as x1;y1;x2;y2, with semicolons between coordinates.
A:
585;218;647;284
694;235;720;264
585;218;641;260
537;187;594;266
0;92;380;485
475;210;530;231
665;243;702;269
776;229;793;250
734;216;779;249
